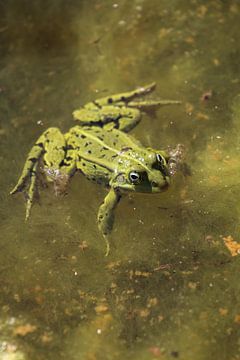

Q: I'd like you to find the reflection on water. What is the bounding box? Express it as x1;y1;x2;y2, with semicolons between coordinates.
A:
0;1;240;359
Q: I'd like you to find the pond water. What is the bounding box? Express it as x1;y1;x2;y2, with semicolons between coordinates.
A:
0;1;240;359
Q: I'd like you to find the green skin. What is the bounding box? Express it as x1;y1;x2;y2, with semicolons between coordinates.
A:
11;83;180;255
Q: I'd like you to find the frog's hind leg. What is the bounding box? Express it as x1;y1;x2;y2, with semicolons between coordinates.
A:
102;107;142;133
10;137;45;196
97;188;121;256
11;127;67;219
25;162;38;220
73;83;156;122
92;82;156;107
96;82;180;112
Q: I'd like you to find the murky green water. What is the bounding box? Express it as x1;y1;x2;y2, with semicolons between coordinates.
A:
0;1;240;359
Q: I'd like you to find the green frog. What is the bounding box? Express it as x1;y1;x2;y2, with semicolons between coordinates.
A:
11;83;180;255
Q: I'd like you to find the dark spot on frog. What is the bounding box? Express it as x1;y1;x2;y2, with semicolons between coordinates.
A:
88;150;92;154
93;100;101;108
121;96;126;101
121;146;132;152
59;159;72;167
81;134;86;139
108;98;113;104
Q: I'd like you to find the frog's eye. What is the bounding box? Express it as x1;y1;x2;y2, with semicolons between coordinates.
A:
129;171;141;184
156;153;165;165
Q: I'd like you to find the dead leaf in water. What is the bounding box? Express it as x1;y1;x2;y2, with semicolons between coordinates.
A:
223;235;240;256
219;308;228;316
14;324;37;336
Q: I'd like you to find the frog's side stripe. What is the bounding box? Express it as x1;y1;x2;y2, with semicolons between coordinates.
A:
74;127;155;175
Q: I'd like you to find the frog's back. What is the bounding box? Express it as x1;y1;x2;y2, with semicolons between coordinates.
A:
68;125;142;158
66;125;143;184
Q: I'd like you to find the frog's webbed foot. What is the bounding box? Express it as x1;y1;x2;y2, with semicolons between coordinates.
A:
10;127;67;219
97;188;121;256
128;99;181;111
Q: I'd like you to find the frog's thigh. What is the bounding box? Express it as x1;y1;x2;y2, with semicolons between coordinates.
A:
92;106;140;132
118;108;141;132
72;107;102;123
11;127;65;194
73;106;141;131
97;188;121;254
94;83;156;106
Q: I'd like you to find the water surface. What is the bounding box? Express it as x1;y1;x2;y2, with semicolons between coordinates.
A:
0;1;240;359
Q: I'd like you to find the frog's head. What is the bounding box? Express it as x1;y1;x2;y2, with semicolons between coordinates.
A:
110;149;170;193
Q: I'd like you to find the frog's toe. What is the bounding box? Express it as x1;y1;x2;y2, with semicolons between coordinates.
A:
138;82;156;94
10;186;19;195
10;179;27;195
104;235;110;257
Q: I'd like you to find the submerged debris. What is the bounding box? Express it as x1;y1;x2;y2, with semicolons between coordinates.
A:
200;90;213;102
167;144;187;176
13;323;37;337
222;235;240;256
42;167;69;195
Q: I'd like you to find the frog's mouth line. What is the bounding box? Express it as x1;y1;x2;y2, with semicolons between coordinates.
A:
114;179;170;194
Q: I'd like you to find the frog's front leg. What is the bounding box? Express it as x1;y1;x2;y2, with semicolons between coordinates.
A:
11;127;67;219
97;187;121;256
